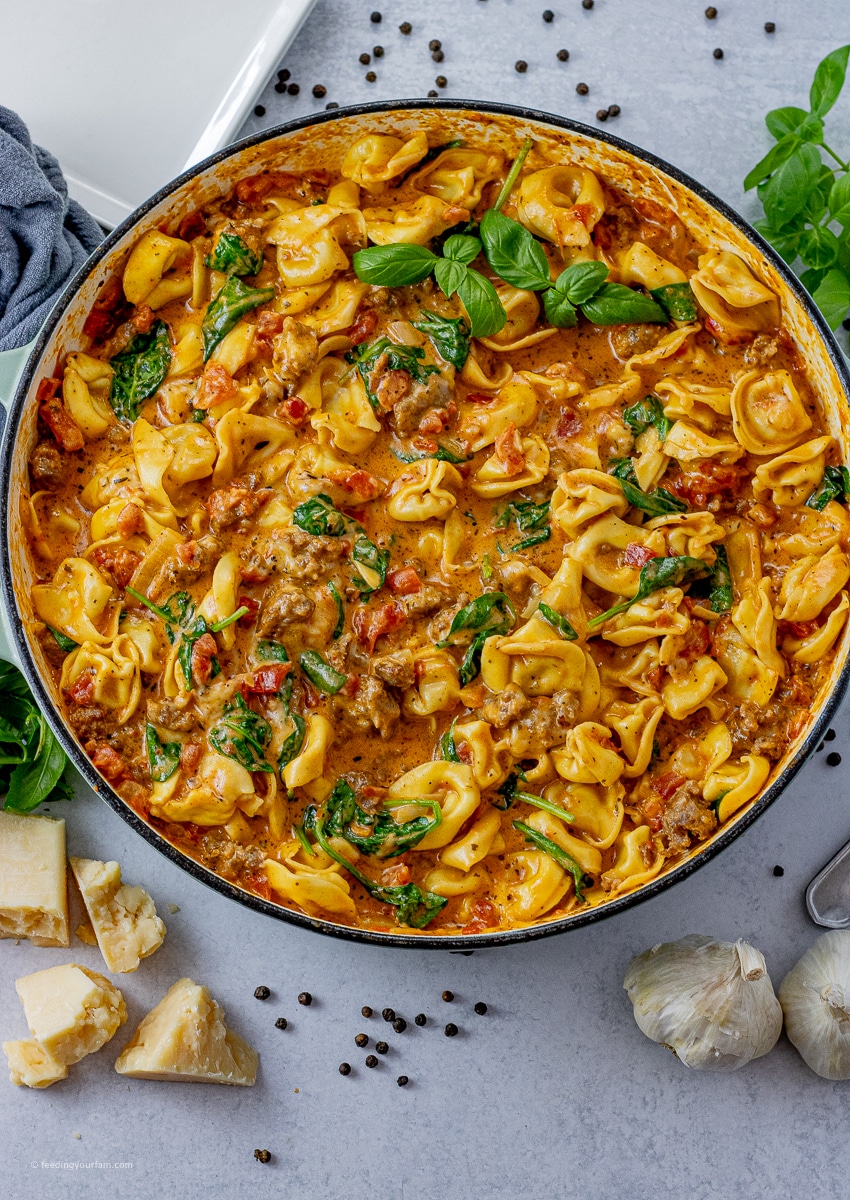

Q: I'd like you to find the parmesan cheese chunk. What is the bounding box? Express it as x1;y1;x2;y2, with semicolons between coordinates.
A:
69;857;165;973
0;811;68;947
3;1039;68;1089
114;978;258;1085
15;963;127;1065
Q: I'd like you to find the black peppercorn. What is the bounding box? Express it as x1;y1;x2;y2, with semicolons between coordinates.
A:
432;49;445;62
274;81;287;93
826;729;837;741
393;1018;407;1033
429;38;442;50
371;11;382;22
705;5;717;16
515;60;528;73
764;21;775;32
361;1005;373;1018
582;0;594;8
254;986;271;1000
608;103;621;117
355;1033;369;1048
278;68;291;81
827;752;842;766
374;45;384;57
375;1040;389;1054
576;82;589;95
397;1075;410;1086
773;865;785;877
326;102;339;109
557;48;569;61
365;71;377;82
399;21;412;34
254;1149;271;1163
382;1007;396;1022
288;82;300;94
415;1013;427;1026
596;109;608;121
713;48;724;59
365;1054;379;1068
360;52;371;64
474;1002;488;1015
843;317;850;331
298;992;312;1006
543;9;554;21
427;90;438;97
435;75;447;87
339;1062;351;1075
253;104;266;117
274;1017;288;1030
445;1023;459;1037
818;742;825;752
442;990;454;1002
312;84;327;98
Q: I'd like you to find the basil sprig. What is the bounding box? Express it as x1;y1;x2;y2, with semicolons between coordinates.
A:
610;458;687;517
202;277;274;360
806;464;850;510
587;555;713;630
109;320;171;421
437;591;516;686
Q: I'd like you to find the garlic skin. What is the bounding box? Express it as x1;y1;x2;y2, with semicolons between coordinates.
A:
779;930;850;1079
624;934;783;1071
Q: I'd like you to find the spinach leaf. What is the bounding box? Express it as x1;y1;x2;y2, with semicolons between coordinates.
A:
324;778;441;858
208;692;273;773
256;639;291;663
145;724;181;783
413;310;471;369
202;277;274;361
329;581;345;639
708;545;734;613
513;789;576;823
537;602;578;641
351;244;438;287
303;804;448;928
392;440;471;465
437;591;516;686
109;320;171;421
806;464;850;510
205;232;263;276
588;554;712;629
610;457;687;517
479;209;552;291
494;771;520;810
650;282;698;322
495;498;551;550
579;283;667;326
292;493;352;537
351;535;389;596
279;713;307;771
438;717;460;762
300;650;347;695
512;819;592;901
623;396;672;442
47;625;77;652
0;666;72;815
346;337;439;409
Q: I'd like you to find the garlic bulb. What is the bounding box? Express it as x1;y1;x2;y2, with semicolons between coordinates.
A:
624;934;783;1071
779;930;850;1079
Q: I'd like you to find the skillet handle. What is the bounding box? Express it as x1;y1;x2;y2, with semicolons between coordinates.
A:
0;340;38;669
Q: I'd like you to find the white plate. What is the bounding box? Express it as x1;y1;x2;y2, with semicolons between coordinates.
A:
2;0;316;226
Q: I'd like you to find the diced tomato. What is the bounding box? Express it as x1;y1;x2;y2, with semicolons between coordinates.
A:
386;567;421;596
457;742;474;765
131;303;155;333
90;546;143;588
95;275;124;312
82;309;115;340
68;673;95;706
36;377;61;403
180;742;203;775
348;308;379;345
353;601;406;653
191;633;218;687
86;743;126;782
116;503;145;538
381;863;411;886
246;663;292;694
624;543;656;568
779;619;819;640
465;392;496;404
245;873;273;901
196;361;236;410
555;409;582;440
256;310;284;339
680;619;711;661
341;674;361;699
330;467;383;501
463;898;499;935
177;211;206;241
669;461;748;509
39;396;84;452
652;771;685;802
278;396;309;424
492;422;526;477
237;595;260;626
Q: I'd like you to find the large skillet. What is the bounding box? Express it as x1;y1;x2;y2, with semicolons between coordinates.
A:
2;100;849;948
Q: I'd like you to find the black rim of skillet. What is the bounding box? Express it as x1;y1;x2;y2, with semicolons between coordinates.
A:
4;98;850;949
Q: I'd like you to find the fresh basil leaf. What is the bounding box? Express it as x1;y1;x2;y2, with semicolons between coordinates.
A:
798;224;841;270
4;718;67;814
650;282;698;322
456;268;508;338
202;277;274;361
708;545;734;613
47;625;77;652
828;172;850;227
292;493;352;537
752;219;803;265
413;310;471;369
806;464;850;510
543;286;578;328
352;243;437;287
329;582;345;639
205;232;263;276
743;134;800;192
579;283;667;326
623;396;671;442
812;267;850;330
538;602;578;641
208;692;273;772
800;267;828;296
434;256;468;299
809;44;850;117
512;819;592;901
145;724;181;783
109;320;171;421
300;650;347;694
761;143;824;230
479;209;552;291
279;713;307;771
765;106;815;140
588;555;711;629
443;234;482;264
555;261;609;305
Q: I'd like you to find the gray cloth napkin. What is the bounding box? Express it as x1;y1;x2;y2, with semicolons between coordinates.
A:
0;106;103;353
